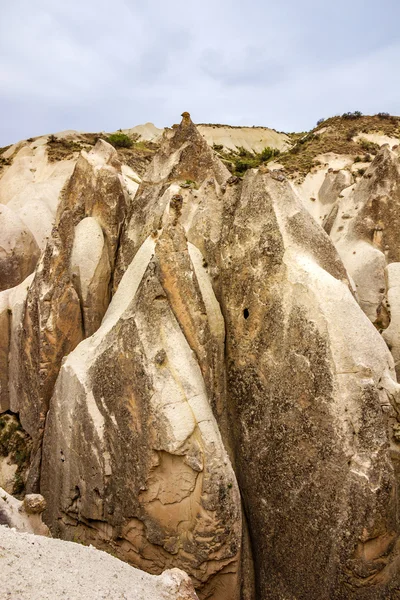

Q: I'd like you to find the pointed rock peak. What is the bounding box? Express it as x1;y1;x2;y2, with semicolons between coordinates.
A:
169;110;202;147
145;112;230;186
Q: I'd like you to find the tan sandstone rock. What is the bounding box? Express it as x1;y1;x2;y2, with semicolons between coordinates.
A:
41;115;243;600
220;168;400;599
13;140;127;491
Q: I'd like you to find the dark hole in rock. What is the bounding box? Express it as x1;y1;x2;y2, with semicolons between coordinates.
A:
243;308;249;320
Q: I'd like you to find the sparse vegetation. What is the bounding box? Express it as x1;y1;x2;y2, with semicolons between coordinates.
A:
0;145;11;155
115;140;159;177
359;138;380;154
215;145;281;176
180;179;197;189
47;136;82;162
279;113;400;176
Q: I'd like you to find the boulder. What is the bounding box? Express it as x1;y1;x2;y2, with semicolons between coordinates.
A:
0;488;49;536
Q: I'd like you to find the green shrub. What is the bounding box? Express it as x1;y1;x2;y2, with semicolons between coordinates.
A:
235;160;251;173
359;138;380;154
342;111;363;119
260;147;280;161
107;133;133;149
237;146;252;157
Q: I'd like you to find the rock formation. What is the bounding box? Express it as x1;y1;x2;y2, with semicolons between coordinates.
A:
0;488;49;536
2;113;400;599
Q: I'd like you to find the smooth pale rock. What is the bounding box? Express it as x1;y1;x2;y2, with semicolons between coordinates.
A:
114;112;230;294
0;205;40;291
8;197;56;250
353;132;400;149
121;164;141;197
0;525;199;600
330;146;400;324
197;124;291;153
5;117;400;600
123;122;164;142
220;168;400;599
70;217;110;336
0;488;49;536
0;458;17;493
383;263;400;377
319;169;353;206
8;273;35;414
0;140;75;210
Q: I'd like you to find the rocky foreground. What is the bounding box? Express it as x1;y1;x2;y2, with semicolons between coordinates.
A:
1;112;400;599
0;525;197;600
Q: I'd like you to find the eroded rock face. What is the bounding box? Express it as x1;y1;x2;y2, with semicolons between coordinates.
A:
329;146;400;323
220;169;400;599
3;115;400;600
41;117;242;600
13;140;127;491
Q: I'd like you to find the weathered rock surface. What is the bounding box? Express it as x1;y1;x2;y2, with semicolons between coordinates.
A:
41;115;242;600
328;146;400;324
220;168;400;598
2;115;400;600
0;525;199;600
12;140;127;492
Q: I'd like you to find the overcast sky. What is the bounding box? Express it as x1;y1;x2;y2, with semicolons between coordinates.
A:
1;0;399;145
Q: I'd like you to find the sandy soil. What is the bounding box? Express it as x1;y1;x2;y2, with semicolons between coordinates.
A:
0;525;198;599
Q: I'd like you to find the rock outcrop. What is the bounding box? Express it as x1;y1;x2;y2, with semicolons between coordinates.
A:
2;114;400;599
0;488;49;536
221;168;400;598
41;115;242;600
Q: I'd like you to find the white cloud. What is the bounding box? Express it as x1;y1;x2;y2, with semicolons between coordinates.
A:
1;0;399;144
